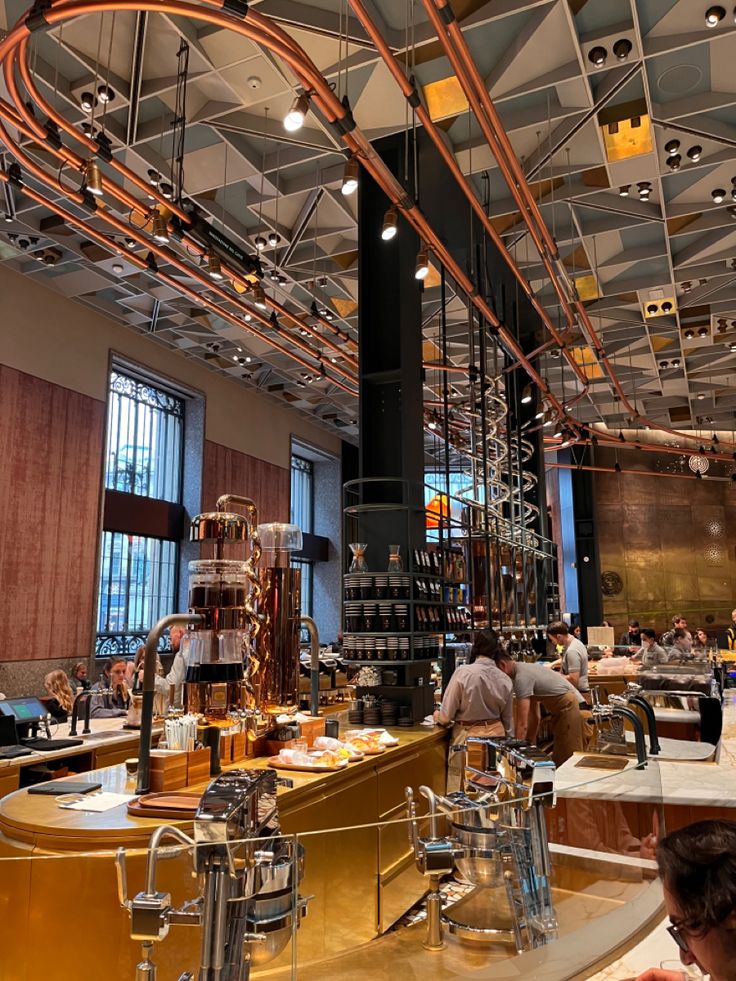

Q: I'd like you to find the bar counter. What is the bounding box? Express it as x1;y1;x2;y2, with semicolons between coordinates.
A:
0;725;448;981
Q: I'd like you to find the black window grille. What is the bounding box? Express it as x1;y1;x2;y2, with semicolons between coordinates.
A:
104;370;184;503
96;368;185;656
291;455;314;619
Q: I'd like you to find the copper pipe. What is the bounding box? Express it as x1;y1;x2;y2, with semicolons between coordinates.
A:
347;0;589;397
423;0;735;452
545;434;736;466
545;462;721;482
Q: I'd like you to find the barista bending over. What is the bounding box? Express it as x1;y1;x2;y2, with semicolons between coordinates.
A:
435;630;513;793
89;656;130;718
493;652;586;767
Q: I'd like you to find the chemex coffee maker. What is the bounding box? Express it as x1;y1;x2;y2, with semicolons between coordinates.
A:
184;496;303;722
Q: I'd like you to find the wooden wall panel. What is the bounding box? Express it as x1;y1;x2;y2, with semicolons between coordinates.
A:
202;441;290;527
0;366;104;662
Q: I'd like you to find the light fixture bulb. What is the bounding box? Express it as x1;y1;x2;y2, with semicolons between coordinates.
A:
381;206;398;240
664;139;680;156
415;247;429;280
85;159;103;196
151;210;169;245
80;91;96;112
613;38;632;60
588;46;607;66
687;145;702;162
712;188;726;203
521;383;533;404
112;262;124;275
267;231;280;248
705;5;726;26
619;185;630;196
284;93;310;132
97;84;115;104
207;252;224;281
341;157;359;196
254;235;267;251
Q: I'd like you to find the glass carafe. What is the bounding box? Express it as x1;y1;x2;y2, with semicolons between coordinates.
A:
349;543;368;573
387;545;403;573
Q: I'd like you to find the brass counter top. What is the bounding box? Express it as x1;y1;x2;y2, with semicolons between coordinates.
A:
0;725;447;852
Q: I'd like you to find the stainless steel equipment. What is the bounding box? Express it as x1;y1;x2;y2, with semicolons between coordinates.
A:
405;738;557;953
590;689;648;767
116;768;308;981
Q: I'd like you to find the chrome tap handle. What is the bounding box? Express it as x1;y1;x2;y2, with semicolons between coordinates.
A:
419;785;439;840
405;787;419;851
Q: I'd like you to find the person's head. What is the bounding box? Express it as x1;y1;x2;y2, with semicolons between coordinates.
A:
44;670;74;713
492;650;515;679
673;627;692;652
70;661;87;681
628;619;640;636
657;820;736;979
169;625;185;653
696;628;709;645
104;656;128;688
731;608;736;625
671;614;687;630
546;621;571;647
572;624;582;639
641;628;657;647
133;646;146;670
469;629;500;663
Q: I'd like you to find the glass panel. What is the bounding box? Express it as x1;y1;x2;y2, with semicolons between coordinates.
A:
95;531;178;656
104;369;184;504
293;558;313;619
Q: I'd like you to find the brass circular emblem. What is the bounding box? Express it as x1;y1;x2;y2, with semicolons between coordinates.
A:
601;571;624;596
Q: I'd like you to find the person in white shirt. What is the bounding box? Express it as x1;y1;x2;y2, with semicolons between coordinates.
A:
547;621;590;699
165;624;187;707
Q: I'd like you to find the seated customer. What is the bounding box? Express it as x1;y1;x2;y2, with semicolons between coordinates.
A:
630;629;668;667
493;652;587;766
89;656;130;718
132;645;169;715
43;670;75;722
619;619;642;652
547;620;590;702
68;661;91;693
661;614;687;648
434;629;514;792
636;819;736;981
692;627;711;655
666;627;693;661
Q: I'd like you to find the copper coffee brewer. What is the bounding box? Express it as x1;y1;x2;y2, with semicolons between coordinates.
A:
184;495;263;720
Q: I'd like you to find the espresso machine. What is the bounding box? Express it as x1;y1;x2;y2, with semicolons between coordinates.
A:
406;737;557;952
116;768;307;981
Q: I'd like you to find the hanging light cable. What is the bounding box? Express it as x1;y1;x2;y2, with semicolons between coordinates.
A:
255;107;268;252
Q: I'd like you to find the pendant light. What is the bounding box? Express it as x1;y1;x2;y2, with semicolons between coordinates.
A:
207;252;223;281
85;159;103;196
381;206;398;240
341;157;359;196
151;209;169;244
415;246;429;280
284;93;309;132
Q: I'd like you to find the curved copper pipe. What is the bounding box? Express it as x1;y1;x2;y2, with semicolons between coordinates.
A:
346;0;589;401
423;0;735;452
545;461;720;483
546;433;736;466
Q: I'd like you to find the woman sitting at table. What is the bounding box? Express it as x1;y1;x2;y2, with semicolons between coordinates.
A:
68;661;91;694
434;629;514;792
43;669;75;722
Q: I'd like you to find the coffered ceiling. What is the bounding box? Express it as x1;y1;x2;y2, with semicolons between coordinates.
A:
0;0;735;441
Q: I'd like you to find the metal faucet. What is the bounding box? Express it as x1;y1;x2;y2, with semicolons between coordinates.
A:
137;613;203;795
592;692;648;768
622;683;661;756
300;615;320;716
69;687;117;736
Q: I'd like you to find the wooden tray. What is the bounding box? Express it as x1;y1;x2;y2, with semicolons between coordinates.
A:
127;792;202;820
267;756;349;773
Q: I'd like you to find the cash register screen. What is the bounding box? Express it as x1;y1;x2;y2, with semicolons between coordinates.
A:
0;697;48;723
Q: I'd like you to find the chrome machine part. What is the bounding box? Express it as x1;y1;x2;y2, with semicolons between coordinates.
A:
591;691;649;768
300;615;320;717
408;737;558;952
117;769;308;981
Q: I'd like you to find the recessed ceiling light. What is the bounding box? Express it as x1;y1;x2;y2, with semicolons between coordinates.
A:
671;358;681;367
712;188;726;203
112;262;124;275
97;84;115;104
268;231;280;248
647;303;659;315
705;5;726;26
80;91;96;112
684;329;695;339
124;237;136;249
698;326;709;337
588;46;607;66
664;139;680;156
687;145;702;162
608;121;619;135
682;281;692;292
730;341;736;352
659;360;669;369
254;236;266;251
619;185;630;196
668;154;682;171
613;38;632;60
661;300;674;313
697;392;706;399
